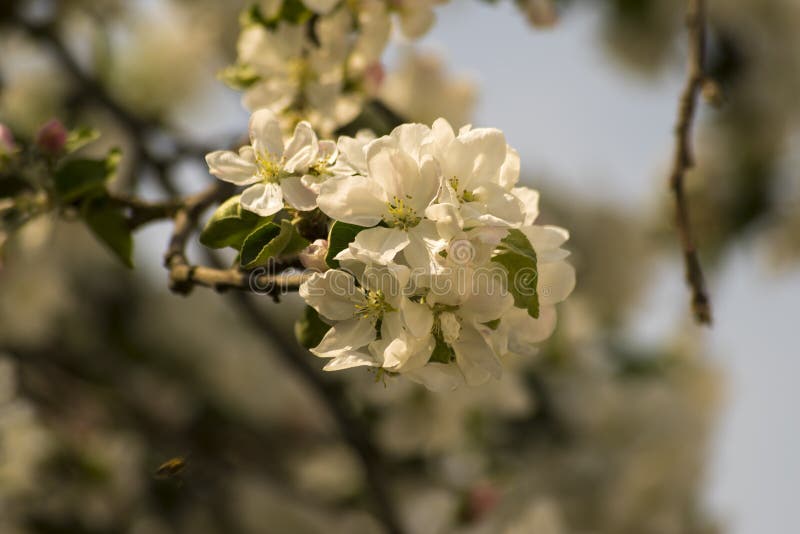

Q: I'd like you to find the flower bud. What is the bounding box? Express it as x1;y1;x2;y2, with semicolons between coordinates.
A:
35;119;68;155
299;239;330;272
0;124;18;155
364;62;385;96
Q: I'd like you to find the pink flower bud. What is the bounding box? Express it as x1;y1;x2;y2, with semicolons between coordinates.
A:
364;62;385;96
35;119;68;155
465;482;500;523
299;239;330;272
0;124;17;154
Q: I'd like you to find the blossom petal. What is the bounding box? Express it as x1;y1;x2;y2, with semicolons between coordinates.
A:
312;318;377;359
503;305;557;356
335;133;371;175
342;226;410;265
399;8;435;39
249;109;284;158
243;78;297;113
283;121;319;173
324;352;380;371
240;182;284;217
281;176;318;211
407;363;463;392
390;122;430;161
401;298;434;338
299;270;364;321
205;150;259;185
512;186;540;226
498;146;520;190
447;128;507;191
453;325;502;386
317;175;386;226
538;261;576;305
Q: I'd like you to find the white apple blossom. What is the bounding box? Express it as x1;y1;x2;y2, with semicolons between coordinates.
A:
391;0;448;39
318;123;446;273
296;118;573;389
300;266;435;373
424;119;525;234
205;109;336;216
380;50;476;126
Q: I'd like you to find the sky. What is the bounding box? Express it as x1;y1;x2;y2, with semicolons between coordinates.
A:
414;2;800;533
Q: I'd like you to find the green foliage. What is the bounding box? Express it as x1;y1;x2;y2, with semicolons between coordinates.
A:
295;305;331;349
53;149;120;203
325;221;368;268
240;219;309;268
65;127;100;154
218;64;261;90
240;0;312;29
81;195;133;268
492;229;540;318
199;196;267;250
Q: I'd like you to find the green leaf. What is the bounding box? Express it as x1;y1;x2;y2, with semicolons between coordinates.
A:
279;0;313;24
239;4;271;27
240;0;311;29
240;219;309;268
81;195;133;268
295;306;331;349
199;195;266;250
218;64;261;90
491;228;539;318
325;221;368;268
53;149;119;203
65;127;100;153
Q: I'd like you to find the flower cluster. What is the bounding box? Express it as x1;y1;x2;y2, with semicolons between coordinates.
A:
223;0;447;136
206;110;574;389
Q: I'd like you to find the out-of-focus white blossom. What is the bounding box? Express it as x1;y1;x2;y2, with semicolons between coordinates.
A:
380;50;476;126
233;2;391;135
391;0;448;38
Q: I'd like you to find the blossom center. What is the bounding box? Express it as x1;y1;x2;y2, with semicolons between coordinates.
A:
449;177;475;203
355;290;395;322
256;153;282;183
385;195;420;230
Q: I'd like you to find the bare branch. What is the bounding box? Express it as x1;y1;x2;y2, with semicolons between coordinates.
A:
668;0;712;325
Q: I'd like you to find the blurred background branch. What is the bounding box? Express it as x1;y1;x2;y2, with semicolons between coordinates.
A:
668;0;712;325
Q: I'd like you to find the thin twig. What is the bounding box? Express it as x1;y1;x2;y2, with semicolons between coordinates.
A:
668;0;712;325
106;193;181;229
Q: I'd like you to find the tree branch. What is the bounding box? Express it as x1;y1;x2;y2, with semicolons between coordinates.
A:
668;0;712;325
222;286;405;534
16;10;406;533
